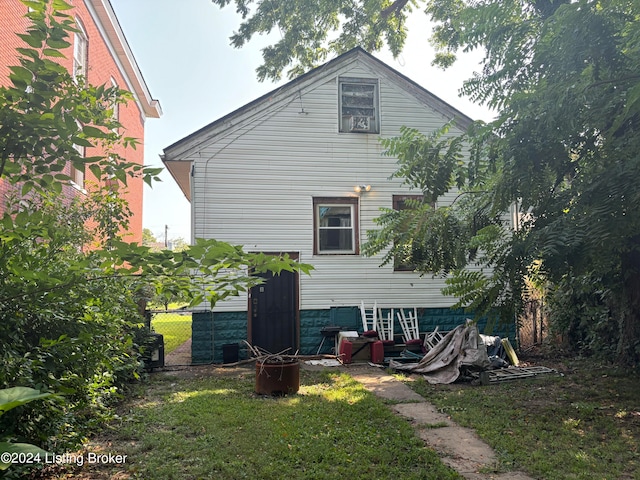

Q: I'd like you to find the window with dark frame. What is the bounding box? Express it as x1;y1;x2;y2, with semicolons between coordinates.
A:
313;197;359;254
339;77;379;134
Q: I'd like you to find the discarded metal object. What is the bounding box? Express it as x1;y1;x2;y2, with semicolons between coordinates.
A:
244;341;301;395
479;366;558;385
255;359;300;396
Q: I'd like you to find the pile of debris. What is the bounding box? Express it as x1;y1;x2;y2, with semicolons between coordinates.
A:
389;323;557;385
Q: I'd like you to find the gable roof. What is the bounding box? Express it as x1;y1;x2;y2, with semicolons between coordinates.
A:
162;47;474;200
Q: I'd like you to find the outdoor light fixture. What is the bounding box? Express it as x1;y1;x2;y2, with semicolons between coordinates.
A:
354;184;371;193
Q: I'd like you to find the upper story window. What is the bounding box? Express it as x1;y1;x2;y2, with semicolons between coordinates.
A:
339;77;379;134
73;21;88;82
313;197;359;255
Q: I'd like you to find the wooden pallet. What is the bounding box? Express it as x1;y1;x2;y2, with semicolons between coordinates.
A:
479;366;557;385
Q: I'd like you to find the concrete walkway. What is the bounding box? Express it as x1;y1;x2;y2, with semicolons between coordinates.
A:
346;364;536;480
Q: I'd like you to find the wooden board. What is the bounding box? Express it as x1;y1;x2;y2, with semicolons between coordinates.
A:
480;366;557;385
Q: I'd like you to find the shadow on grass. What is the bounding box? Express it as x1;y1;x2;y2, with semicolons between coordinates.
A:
54;367;461;480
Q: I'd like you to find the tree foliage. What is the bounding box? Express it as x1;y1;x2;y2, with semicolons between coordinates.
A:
424;0;640;363
216;0;640;363
0;1;312;474
212;0;418;81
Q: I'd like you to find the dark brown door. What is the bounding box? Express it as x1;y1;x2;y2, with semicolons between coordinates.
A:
249;270;297;354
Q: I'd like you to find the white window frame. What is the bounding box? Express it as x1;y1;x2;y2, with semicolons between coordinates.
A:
313;197;359;255
71;121;86;192
109;77;119;130
338;77;379;134
73;20;88;82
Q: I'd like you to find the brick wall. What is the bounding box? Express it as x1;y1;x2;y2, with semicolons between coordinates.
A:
0;0;146;244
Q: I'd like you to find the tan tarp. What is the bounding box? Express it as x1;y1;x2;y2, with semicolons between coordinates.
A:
389;323;490;384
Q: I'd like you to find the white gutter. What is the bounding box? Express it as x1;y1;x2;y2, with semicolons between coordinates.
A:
86;0;162;119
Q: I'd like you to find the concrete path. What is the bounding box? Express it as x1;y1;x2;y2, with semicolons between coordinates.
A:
346;364;536;480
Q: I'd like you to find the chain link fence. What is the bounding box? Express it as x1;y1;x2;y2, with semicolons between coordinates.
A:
148;310;192;366
517;299;549;351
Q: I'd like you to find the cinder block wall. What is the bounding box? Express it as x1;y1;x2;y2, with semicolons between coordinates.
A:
192;307;510;364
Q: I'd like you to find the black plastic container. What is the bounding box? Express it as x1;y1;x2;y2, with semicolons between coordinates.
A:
222;343;239;364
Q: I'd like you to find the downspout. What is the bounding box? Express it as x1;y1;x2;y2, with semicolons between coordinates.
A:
190;163;195;244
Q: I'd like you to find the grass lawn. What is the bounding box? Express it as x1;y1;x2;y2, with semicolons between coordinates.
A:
403;356;640;479
37;356;640;480
151;313;192;354
46;366;460;480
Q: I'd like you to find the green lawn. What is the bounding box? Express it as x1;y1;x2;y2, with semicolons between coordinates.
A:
37;357;639;480
404;357;640;479
151;313;192;353
51;368;461;480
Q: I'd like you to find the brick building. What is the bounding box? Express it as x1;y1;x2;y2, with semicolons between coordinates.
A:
0;0;161;244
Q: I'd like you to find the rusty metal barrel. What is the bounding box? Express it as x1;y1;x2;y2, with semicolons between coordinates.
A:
255;360;300;395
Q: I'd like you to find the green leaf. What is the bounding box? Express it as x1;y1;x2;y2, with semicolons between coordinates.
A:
52;0;74;10
16;32;43;48
45;38;71;49
0;387;55;414
8;65;33;82
89;164;102;180
70;136;93;148
21;182;33;196
42;48;66;58
82;125;109;138
0;442;49;470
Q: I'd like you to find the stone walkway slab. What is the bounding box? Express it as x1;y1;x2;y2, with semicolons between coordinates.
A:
346;365;536;480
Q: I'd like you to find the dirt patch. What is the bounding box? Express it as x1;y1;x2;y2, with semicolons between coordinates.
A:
164;338;192;366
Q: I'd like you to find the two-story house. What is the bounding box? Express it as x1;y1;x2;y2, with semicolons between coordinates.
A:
162;47;484;363
0;0;161;244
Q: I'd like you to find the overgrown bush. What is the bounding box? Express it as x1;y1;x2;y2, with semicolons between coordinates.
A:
0;4;311;478
546;273;620;359
0;197;146;463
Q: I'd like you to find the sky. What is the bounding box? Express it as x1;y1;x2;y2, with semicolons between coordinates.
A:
109;0;493;243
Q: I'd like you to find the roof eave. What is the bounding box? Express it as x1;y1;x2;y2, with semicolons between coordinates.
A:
161;155;192;202
88;0;162;118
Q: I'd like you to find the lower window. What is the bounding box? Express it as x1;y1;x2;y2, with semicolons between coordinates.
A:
313;197;359;254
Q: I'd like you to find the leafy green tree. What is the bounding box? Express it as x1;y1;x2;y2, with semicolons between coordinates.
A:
211;0;416;81
0;1;312;472
215;0;640;363
423;0;640;363
142;227;158;246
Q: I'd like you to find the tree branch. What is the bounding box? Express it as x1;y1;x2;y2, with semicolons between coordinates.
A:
586;74;640;90
380;0;411;19
0;272;195;303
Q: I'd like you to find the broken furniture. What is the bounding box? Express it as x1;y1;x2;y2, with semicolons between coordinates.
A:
423;326;446;352
336;330;379;364
396;308;421;344
316;325;343;355
359;300;378;337
376;307;395;344
479;366;557;385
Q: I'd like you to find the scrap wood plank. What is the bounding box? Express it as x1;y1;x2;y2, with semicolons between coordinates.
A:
480;366;558;385
501;338;519;366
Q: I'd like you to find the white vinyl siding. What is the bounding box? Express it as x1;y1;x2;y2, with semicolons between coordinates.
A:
176;55;469;312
